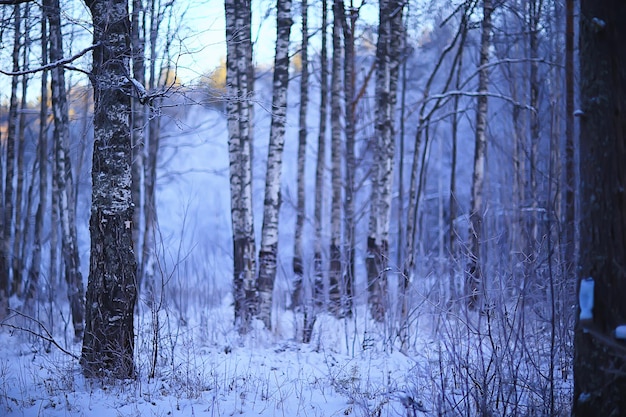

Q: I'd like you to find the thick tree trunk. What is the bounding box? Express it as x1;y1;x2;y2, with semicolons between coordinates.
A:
573;1;626;415
45;0;86;341
225;0;257;332
81;0;137;379
257;0;292;329
466;0;492;310
328;0;343;317
291;0;307;313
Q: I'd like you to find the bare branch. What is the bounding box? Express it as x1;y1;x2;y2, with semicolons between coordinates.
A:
1;310;80;359
0;43;99;77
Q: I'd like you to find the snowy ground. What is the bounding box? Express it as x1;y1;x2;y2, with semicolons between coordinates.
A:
0;301;430;417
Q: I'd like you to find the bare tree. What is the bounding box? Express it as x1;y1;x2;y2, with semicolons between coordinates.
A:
43;0;86;339
26;14;49;303
466;0;492;310
308;0;329;343
0;3;21;318
367;0;402;322
257;0;292;330
225;0;257;332
573;0;626;414
328;0;344;317
81;0;138;378
291;0;308;313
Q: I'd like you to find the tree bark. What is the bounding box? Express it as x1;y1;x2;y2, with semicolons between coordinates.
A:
257;0;292;329
130;0;145;278
26;15;49;303
12;5;30;295
466;0;492;310
573;1;626;415
328;0;343;317
45;0;86;341
308;0;328;343
81;0;137;379
0;3;21;318
225;0;257;332
292;0;307;313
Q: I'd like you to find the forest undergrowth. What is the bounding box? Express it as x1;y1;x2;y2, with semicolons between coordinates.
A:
0;267;574;417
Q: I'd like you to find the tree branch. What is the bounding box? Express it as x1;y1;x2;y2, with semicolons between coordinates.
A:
0;43;99;77
1;309;80;360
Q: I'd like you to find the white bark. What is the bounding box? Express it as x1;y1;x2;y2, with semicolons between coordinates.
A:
258;0;292;330
466;0;492;310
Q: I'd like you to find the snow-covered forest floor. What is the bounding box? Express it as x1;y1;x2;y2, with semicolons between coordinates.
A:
0;292;573;416
1;301;430;417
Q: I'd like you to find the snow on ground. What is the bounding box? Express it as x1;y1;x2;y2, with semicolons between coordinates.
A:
0;302;426;417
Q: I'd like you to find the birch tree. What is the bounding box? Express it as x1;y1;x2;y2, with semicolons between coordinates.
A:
466;0;492;310
291;0;308;312
0;3;21;317
225;0;257;332
328;0;344;317
257;0;292;329
367;0;402;322
81;0;137;378
130;0;145;271
44;0;85;339
308;0;328;342
26;16;49;302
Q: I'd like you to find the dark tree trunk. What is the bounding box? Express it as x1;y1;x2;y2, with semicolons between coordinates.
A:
81;0;137;379
573;1;626;415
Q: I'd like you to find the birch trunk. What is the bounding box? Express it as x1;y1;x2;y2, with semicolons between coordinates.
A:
26;17;48;302
45;0;86;341
225;0;257;332
466;0;492;310
328;0;343;317
340;1;355;318
367;0;402;322
0;4;21;317
257;0;292;329
291;0;307;313
307;0;328;342
12;7;30;295
81;0;137;378
130;0;145;274
140;0;162;305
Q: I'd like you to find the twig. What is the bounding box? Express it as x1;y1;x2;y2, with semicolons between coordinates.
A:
1;309;80;360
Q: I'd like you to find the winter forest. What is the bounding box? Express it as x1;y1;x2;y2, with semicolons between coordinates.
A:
0;0;625;415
